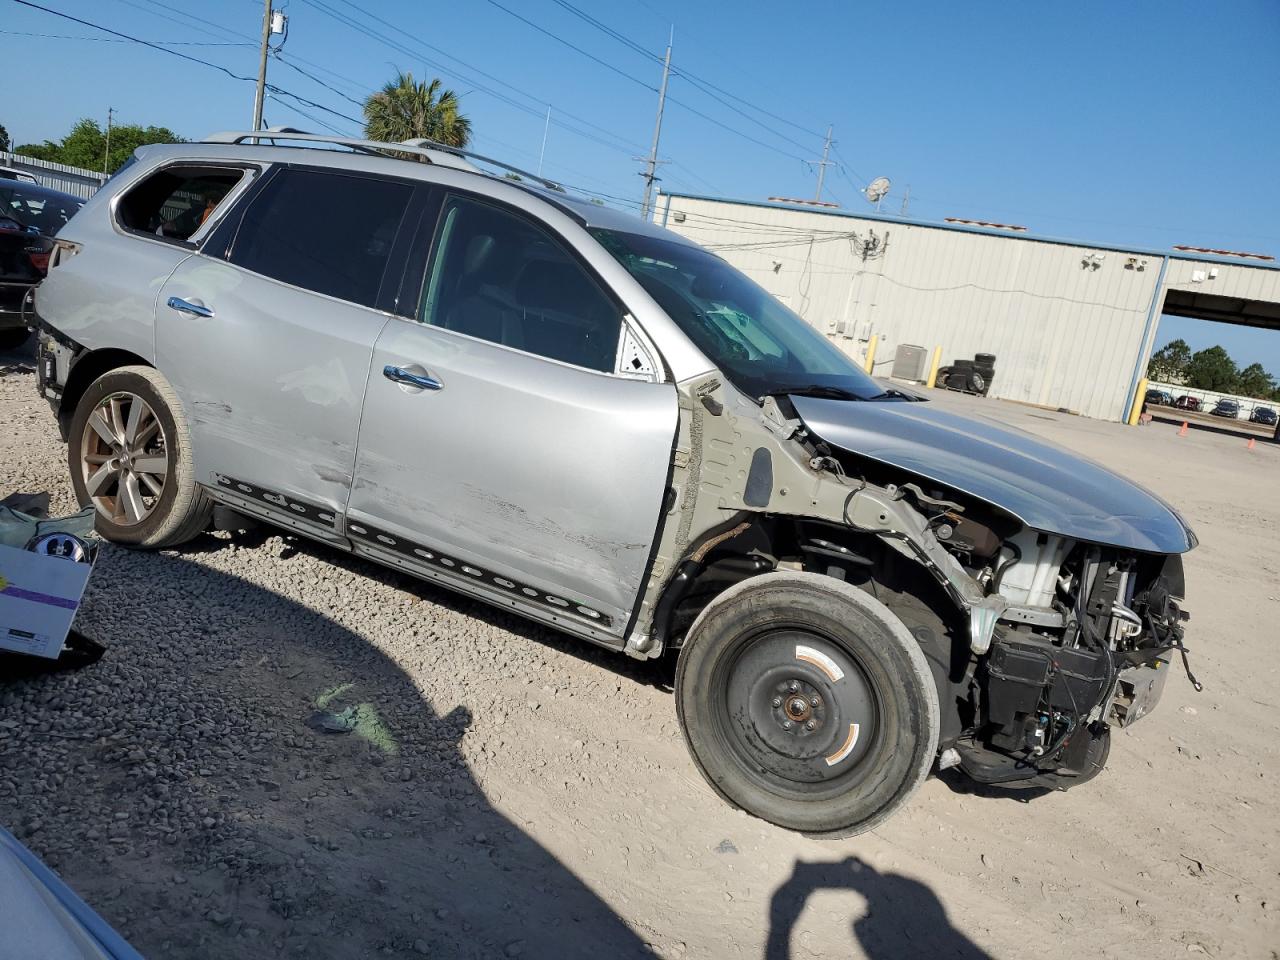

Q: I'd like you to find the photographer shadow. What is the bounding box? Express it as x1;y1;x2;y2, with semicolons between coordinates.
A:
766;857;990;959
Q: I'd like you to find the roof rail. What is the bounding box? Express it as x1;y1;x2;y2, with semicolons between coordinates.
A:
201;128;566;192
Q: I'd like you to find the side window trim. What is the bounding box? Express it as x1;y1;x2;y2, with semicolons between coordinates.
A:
412;189;636;376
110;161;258;252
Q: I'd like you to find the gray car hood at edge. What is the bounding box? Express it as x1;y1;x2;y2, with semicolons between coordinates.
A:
791;396;1197;554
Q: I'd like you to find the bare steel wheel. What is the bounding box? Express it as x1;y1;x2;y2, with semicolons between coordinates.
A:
78;391;168;526
676;571;939;837
68;365;211;548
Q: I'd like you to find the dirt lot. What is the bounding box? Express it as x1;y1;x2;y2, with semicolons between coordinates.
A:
2;348;1277;959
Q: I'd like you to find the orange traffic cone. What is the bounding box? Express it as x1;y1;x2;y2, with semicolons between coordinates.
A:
1179;421;1188;436
1248;437;1256;450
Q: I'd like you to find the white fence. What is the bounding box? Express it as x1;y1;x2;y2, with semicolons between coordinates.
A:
0;150;108;199
1148;381;1276;421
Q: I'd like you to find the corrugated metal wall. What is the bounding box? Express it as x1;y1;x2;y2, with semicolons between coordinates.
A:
659;195;1169;421
0;151;107;199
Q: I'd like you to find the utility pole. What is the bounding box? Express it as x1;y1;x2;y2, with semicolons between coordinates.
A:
900;185;910;216
251;0;273;132
102;107;114;175
640;31;672;222
814;125;833;202
537;105;551;177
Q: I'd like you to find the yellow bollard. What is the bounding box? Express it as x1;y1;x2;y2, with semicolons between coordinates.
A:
863;334;879;374
926;345;943;388
1127;377;1148;426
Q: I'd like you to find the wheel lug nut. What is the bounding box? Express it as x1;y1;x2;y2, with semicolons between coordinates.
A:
771;697;782;708
806;720;816;731
809;696;820;707
788;681;799;693
782;720;793;730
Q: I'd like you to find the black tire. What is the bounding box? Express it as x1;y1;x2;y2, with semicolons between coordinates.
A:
675;571;939;837
974;353;997;365
951;359;974;371
967;371;987;393
67;365;211;547
973;363;996;378
0;327;30;351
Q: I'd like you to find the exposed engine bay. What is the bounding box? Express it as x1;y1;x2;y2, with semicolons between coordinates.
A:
636;374;1199;792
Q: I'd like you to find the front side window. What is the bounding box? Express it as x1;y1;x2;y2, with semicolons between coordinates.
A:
117;165;245;242
592;228;886;402
419;195;622;372
230;168;411;309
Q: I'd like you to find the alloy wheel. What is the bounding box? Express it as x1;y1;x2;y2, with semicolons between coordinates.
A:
79;391;169;526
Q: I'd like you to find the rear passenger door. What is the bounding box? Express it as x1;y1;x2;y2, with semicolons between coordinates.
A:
155;166;420;537
346;192;677;640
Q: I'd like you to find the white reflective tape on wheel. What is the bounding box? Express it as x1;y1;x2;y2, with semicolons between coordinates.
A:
825;723;861;766
795;644;844;682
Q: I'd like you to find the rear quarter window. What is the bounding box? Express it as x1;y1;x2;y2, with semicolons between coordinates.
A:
116;165;249;243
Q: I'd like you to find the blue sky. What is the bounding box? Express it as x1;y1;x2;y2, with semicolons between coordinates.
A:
4;0;1279;372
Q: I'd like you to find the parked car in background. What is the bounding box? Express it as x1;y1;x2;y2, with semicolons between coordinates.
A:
32;130;1197;837
1;179;84;349
1249;405;1277;426
1211;398;1241;419
1174;395;1201;412
1144;388;1174;406
0;165;40;184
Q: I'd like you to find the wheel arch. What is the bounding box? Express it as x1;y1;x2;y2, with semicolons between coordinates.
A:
58;347;153;439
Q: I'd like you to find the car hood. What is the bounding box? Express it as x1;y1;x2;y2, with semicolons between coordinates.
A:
790;396;1197;554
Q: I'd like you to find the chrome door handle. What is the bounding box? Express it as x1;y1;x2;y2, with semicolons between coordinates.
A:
383;365;442;391
166;296;214;318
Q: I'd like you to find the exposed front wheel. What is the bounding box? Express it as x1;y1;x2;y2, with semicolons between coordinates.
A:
67;365;210;547
675;571;939;837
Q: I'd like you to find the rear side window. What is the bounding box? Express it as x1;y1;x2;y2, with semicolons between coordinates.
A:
116;165;246;242
419;195;622;372
229;168;411;309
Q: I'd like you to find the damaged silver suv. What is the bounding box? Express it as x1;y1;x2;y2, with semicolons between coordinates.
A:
33;130;1196;836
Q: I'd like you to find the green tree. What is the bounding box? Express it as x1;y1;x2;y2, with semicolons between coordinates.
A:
1147;338;1191;383
1236;362;1276;399
1183;345;1239;393
363;72;471;150
14;118;184;173
0;123;10;152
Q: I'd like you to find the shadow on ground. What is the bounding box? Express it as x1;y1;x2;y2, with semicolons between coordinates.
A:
765;857;990;959
1;548;654;958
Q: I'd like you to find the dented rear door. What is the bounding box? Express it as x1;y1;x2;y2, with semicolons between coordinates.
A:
154;167;420;529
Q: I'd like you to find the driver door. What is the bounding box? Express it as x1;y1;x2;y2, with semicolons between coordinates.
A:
345;191;677;639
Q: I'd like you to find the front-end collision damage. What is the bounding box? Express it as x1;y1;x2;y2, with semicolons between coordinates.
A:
631;373;1197;792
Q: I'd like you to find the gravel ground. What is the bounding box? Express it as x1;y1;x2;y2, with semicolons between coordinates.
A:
2;347;1278;959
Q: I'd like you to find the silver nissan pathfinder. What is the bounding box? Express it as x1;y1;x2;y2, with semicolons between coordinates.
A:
33;130;1197;836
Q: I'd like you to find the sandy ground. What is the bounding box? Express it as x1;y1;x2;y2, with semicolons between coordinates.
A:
1;345;1277;959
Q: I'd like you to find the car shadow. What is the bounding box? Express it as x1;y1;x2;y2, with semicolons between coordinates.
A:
177;526;676;693
1;548;656;959
765;856;991;959
935;768;1054;803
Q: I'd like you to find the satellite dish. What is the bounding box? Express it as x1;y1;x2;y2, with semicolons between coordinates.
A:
864;177;891;204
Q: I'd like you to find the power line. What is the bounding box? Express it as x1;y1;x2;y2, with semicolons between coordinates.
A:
0;28;252;45
479;0;657;93
297;0;648;160
10;0;363;128
477;0;815;166
540;0;827;152
272;51;364;109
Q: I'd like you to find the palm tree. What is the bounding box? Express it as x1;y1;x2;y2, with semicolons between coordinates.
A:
363;72;471;150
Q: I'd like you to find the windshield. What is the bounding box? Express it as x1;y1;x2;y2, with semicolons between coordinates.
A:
591;228;885;401
0;184;82;236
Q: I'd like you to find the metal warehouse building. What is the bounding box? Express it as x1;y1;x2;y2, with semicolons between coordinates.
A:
654;193;1280;422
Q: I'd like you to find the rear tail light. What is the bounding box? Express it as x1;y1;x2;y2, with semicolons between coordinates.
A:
27;251;51;273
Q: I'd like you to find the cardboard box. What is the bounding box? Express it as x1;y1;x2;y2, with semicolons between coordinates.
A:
0;543;94;659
